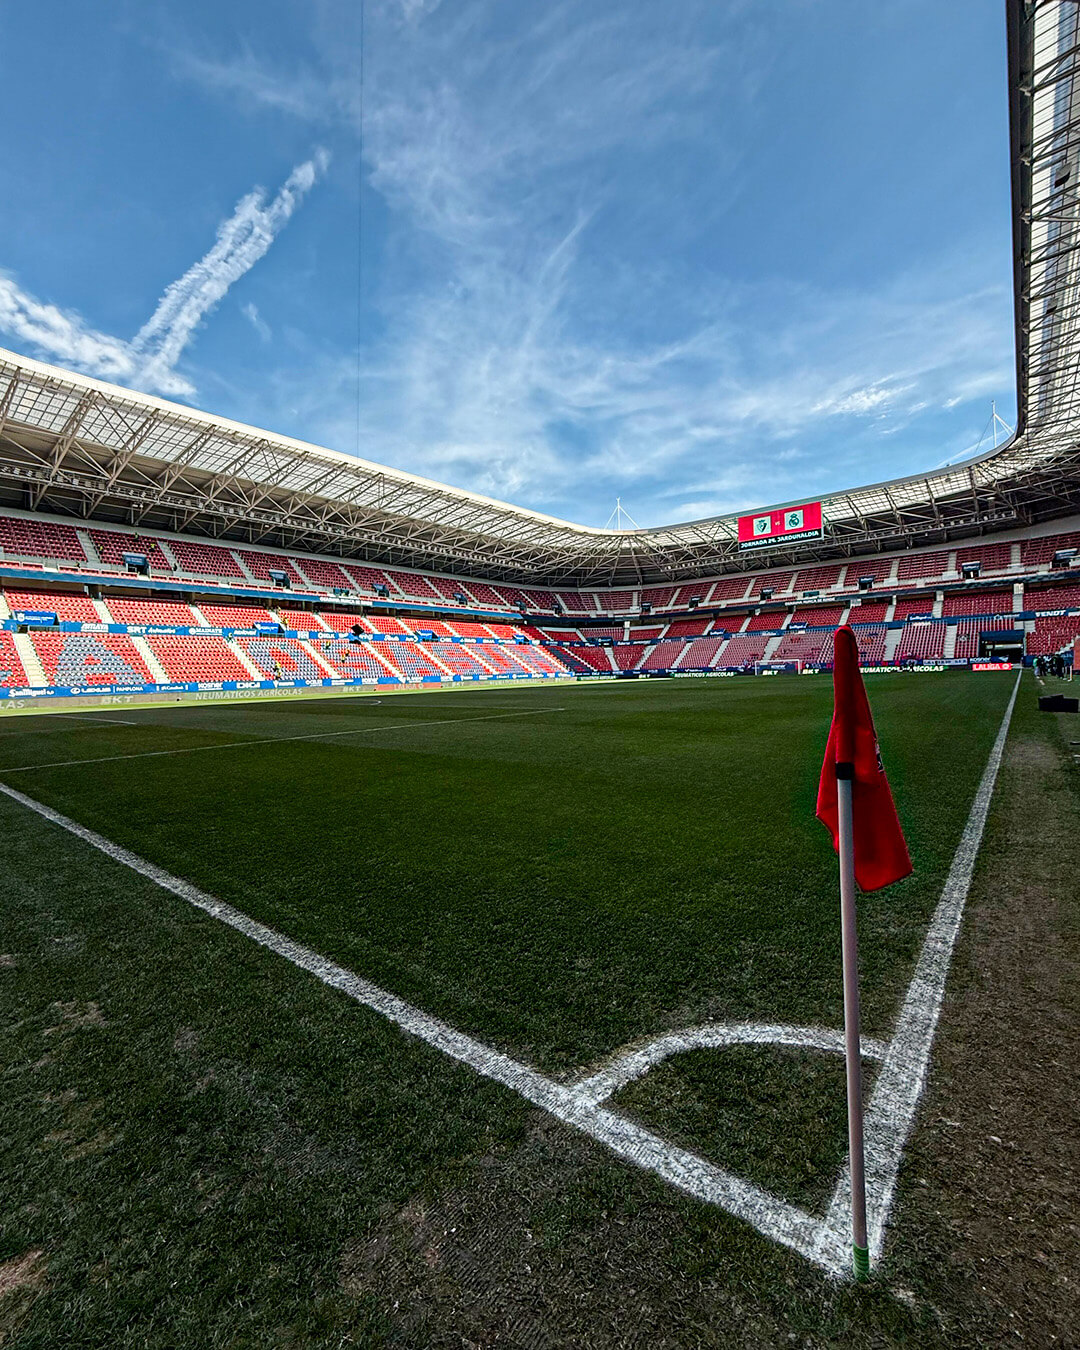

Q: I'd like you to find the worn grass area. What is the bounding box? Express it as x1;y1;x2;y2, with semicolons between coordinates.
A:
1;671;1071;1346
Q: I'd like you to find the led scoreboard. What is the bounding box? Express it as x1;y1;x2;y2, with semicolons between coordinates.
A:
737;501;823;551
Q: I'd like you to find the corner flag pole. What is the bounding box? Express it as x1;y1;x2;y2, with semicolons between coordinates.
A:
836;759;870;1280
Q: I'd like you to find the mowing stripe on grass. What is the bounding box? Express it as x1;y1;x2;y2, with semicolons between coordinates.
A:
0;707;565;773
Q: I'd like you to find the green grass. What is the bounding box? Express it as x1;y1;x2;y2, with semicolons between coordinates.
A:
0;671;1047;1346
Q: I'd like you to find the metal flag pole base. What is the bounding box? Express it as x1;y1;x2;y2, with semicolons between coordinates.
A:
836;764;870;1281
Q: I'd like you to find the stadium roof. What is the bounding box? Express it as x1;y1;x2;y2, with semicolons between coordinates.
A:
0;0;1078;587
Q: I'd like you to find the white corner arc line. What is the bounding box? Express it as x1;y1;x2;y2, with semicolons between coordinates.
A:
0;707;565;774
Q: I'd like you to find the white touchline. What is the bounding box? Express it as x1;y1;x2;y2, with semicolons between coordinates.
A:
0;674;1020;1279
0;707;565;774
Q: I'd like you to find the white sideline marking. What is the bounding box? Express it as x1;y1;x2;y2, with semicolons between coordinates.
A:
0;707;565;774
0;713;139;733
0;674;1020;1278
814;669;1022;1269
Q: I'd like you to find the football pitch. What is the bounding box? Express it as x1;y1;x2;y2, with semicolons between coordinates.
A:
0;673;1076;1347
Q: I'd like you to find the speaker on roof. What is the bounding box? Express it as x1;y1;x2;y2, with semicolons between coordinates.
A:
453;591;467;604
123;552;149;576
760;587;774;600
858;575;874;591
374;583;389;597
802;589;820;599
333;586;349;596
961;561;981;579
1052;549;1076;568
688;597;700;609
269;568;291;590
640;602;652;614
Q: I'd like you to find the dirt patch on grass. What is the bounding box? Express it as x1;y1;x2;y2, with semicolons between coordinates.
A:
0;1250;45;1300
43;1000;106;1034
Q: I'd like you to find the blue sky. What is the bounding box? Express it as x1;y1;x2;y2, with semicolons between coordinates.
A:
0;0;1013;527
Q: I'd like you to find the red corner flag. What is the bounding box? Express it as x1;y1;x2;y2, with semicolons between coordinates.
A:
816;627;912;891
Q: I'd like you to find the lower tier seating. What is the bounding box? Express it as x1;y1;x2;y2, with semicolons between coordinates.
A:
0;633;29;686
31;633;153;686
234;637;328;680
145;635;251;681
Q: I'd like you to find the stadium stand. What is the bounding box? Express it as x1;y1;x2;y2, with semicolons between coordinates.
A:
430;643;490;677
955;542;1014;574
892;597;937;621
166;537;244;579
665;617;711;637
746;611;785;632
842;559;894;589
749;572;794;598
277;608;327;632
953;616;1017;660
340;563;397;593
639;640;685;671
569;645;615;673
196;602;275;627
941;591;1014;617
849;626;887;663
88;529;171;569
236;550;305;586
675;580;714;607
710;576;753;603
679;637;724;668
0;517;86;563
794;565;843;592
235;637;328;680
1025;583;1080;611
597;590;635;611
144;634;250;682
639;586;678;610
1020;531;1080;567
610;645;643;671
365;614;412;635
317;640;395;681
791;604;846;626
293;557;353;591
1027;614;1080;654
101;596;199;626
32;632;153;686
770;628;832;664
848;600;890;623
4;588;99;622
895;622;945;661
896;550;950;582
716;634;769;666
0;633;29;686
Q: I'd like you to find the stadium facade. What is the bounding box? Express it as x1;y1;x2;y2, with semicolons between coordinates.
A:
1;0;1079;702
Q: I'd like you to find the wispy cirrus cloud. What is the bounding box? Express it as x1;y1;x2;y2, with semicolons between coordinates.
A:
163;0;1014;524
0;151;328;397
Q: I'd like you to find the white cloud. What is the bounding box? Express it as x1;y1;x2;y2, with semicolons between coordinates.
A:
0;153;327;397
241;302;272;343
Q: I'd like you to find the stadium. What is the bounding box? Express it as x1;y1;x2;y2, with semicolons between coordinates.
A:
0;1;1077;1347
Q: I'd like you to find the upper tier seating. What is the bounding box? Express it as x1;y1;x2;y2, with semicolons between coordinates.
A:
88;529;171;569
365;615;411;635
848;600;890;623
144;635;250;682
102;596;199;626
794;565;843;592
941;591;1013;617
843;559;894;589
892;597;937;621
0;517;86;563
791;604;845;626
1020;531;1080;567
196;602;275;628
464;580;512;608
716;633;770;666
710;576;753;603
386;570;441;601
895;622;945;661
675;580;714;607
896;550;949;582
955;542;1014;573
340;563;397;593
235;637;328;680
628;625;664;641
746;611;785;632
294;557;353;590
1027;614;1080;655
597;590;635;611
167;537;244;578
0;633;29;686
750;572;794;598
32;633;153;686
4;589;99;622
664;618;710;637
639;586;678;609
236;551;305;586
558;591;594;613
